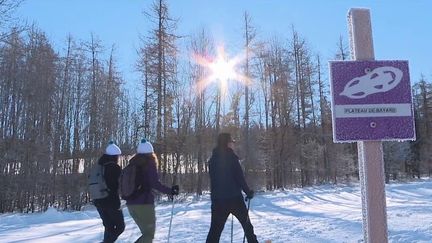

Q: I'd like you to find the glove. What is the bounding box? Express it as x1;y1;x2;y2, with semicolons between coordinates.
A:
171;185;179;196
245;190;254;200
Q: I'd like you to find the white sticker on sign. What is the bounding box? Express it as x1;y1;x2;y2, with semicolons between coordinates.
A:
334;103;412;118
339;66;403;99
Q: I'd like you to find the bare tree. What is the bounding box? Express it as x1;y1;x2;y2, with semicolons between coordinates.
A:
242;12;256;179
189;29;212;195
140;0;179;181
410;75;432;178
335;35;349;61
0;0;23;42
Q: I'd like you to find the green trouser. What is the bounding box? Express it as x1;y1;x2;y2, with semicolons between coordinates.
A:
127;204;156;243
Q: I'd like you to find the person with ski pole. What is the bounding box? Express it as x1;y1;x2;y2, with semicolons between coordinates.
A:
90;141;125;243
206;133;258;243
122;139;179;243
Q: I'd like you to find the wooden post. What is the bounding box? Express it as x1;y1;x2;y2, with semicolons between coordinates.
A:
348;8;388;243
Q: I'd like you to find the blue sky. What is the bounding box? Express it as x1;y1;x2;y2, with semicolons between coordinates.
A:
16;0;432;90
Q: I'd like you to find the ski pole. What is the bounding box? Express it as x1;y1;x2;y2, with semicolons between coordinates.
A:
231;214;234;243
243;198;251;243
167;196;175;243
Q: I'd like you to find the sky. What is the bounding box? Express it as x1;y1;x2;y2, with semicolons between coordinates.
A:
15;0;432;93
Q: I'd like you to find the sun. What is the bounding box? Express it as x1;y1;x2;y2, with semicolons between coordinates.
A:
192;45;250;96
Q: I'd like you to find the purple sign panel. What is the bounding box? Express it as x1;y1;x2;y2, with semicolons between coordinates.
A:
329;60;415;142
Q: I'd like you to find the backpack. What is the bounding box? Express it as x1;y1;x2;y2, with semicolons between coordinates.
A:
119;163;148;200
88;162;114;200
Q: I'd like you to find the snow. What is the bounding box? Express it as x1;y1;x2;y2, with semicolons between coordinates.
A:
1;180;431;243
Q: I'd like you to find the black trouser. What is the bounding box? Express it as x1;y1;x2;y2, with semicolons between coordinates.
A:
206;197;258;243
96;206;125;243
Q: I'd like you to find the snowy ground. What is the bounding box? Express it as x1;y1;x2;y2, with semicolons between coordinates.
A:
1;180;431;243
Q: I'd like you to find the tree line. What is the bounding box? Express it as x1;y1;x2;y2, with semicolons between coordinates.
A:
0;0;430;213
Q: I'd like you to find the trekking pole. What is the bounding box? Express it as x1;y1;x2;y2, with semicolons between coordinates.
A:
243;197;251;243
231;214;234;243
167;196;175;243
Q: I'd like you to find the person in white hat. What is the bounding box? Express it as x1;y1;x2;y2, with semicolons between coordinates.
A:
125;139;179;243
94;141;125;243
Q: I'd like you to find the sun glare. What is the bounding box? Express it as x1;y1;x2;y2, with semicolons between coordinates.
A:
192;45;250;96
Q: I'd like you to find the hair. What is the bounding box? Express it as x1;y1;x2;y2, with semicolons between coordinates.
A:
217;133;233;149
130;153;159;169
99;154;119;164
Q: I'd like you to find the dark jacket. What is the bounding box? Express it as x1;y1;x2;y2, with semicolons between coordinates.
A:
209;147;251;201
94;155;122;209
126;155;171;205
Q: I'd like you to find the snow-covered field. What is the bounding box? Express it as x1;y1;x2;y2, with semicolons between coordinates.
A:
1;180;431;243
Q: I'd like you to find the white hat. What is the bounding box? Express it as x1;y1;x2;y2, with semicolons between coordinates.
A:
105;141;122;155
137;139;154;154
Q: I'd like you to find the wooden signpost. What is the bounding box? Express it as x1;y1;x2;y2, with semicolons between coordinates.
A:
330;8;416;243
